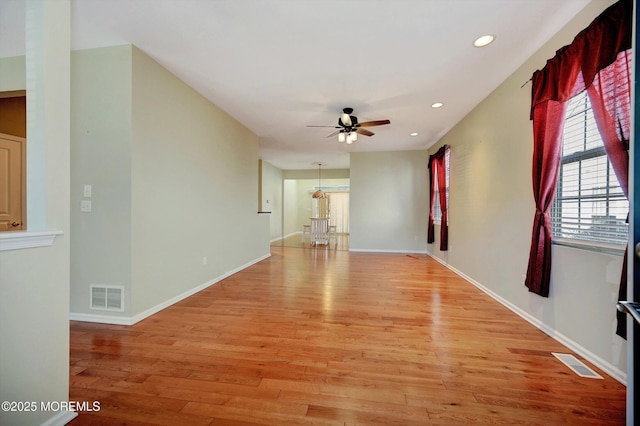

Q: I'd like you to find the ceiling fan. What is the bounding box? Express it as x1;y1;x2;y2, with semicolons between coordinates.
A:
307;107;390;144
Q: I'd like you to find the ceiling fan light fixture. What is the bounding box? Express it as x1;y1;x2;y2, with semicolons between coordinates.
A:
309;107;390;144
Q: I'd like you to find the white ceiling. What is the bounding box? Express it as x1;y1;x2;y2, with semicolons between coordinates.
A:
1;0;590;170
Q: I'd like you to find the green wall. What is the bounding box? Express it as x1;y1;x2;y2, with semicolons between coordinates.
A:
427;0;625;380
69;45;270;322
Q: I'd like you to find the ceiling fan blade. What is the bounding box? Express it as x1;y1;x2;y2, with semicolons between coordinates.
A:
326;130;341;138
357;119;390;128
356;128;374;137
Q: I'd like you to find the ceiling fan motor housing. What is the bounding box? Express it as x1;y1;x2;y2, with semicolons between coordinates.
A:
338;115;358;128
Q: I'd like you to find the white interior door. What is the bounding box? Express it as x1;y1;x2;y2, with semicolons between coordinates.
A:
0;133;25;231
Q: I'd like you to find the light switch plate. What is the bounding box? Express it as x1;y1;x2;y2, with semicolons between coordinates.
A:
81;200;92;212
83;184;92;198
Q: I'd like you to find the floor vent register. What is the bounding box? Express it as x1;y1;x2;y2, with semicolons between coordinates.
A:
552;353;603;379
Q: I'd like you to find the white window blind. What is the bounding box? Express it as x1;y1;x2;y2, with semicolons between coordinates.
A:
550;91;628;246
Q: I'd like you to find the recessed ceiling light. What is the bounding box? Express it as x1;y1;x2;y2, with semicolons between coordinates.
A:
431;102;444;108
473;34;495;47
410;132;419;136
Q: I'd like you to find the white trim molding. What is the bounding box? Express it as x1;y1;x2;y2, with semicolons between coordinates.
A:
69;312;133;326
40;410;78;426
349;248;428;254
0;230;63;251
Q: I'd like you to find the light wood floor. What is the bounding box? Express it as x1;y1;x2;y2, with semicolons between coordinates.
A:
69;246;626;425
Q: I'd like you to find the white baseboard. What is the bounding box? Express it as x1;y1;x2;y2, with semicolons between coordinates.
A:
349;248;428;254
70;253;271;326
69;312;133;325
426;253;627;385
271;231;303;243
41;410;77;426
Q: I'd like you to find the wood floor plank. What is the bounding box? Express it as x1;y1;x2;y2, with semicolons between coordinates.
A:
68;387;212;426
68;245;625;425
182;401;337;426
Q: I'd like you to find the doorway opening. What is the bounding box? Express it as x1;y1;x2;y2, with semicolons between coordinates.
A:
276;178;350;251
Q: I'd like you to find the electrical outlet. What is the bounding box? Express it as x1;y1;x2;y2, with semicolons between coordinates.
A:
83;184;92;198
202;256;208;265
80;200;92;212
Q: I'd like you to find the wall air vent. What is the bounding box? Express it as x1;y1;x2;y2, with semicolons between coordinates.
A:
90;285;124;312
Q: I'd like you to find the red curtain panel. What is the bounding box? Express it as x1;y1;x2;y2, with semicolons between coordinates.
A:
428;145;449;251
525;0;631;297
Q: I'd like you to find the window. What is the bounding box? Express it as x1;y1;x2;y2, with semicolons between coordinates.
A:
433;149;450;225
550;91;628;247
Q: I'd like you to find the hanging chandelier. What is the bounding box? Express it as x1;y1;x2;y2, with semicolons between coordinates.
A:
312;162;326;199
